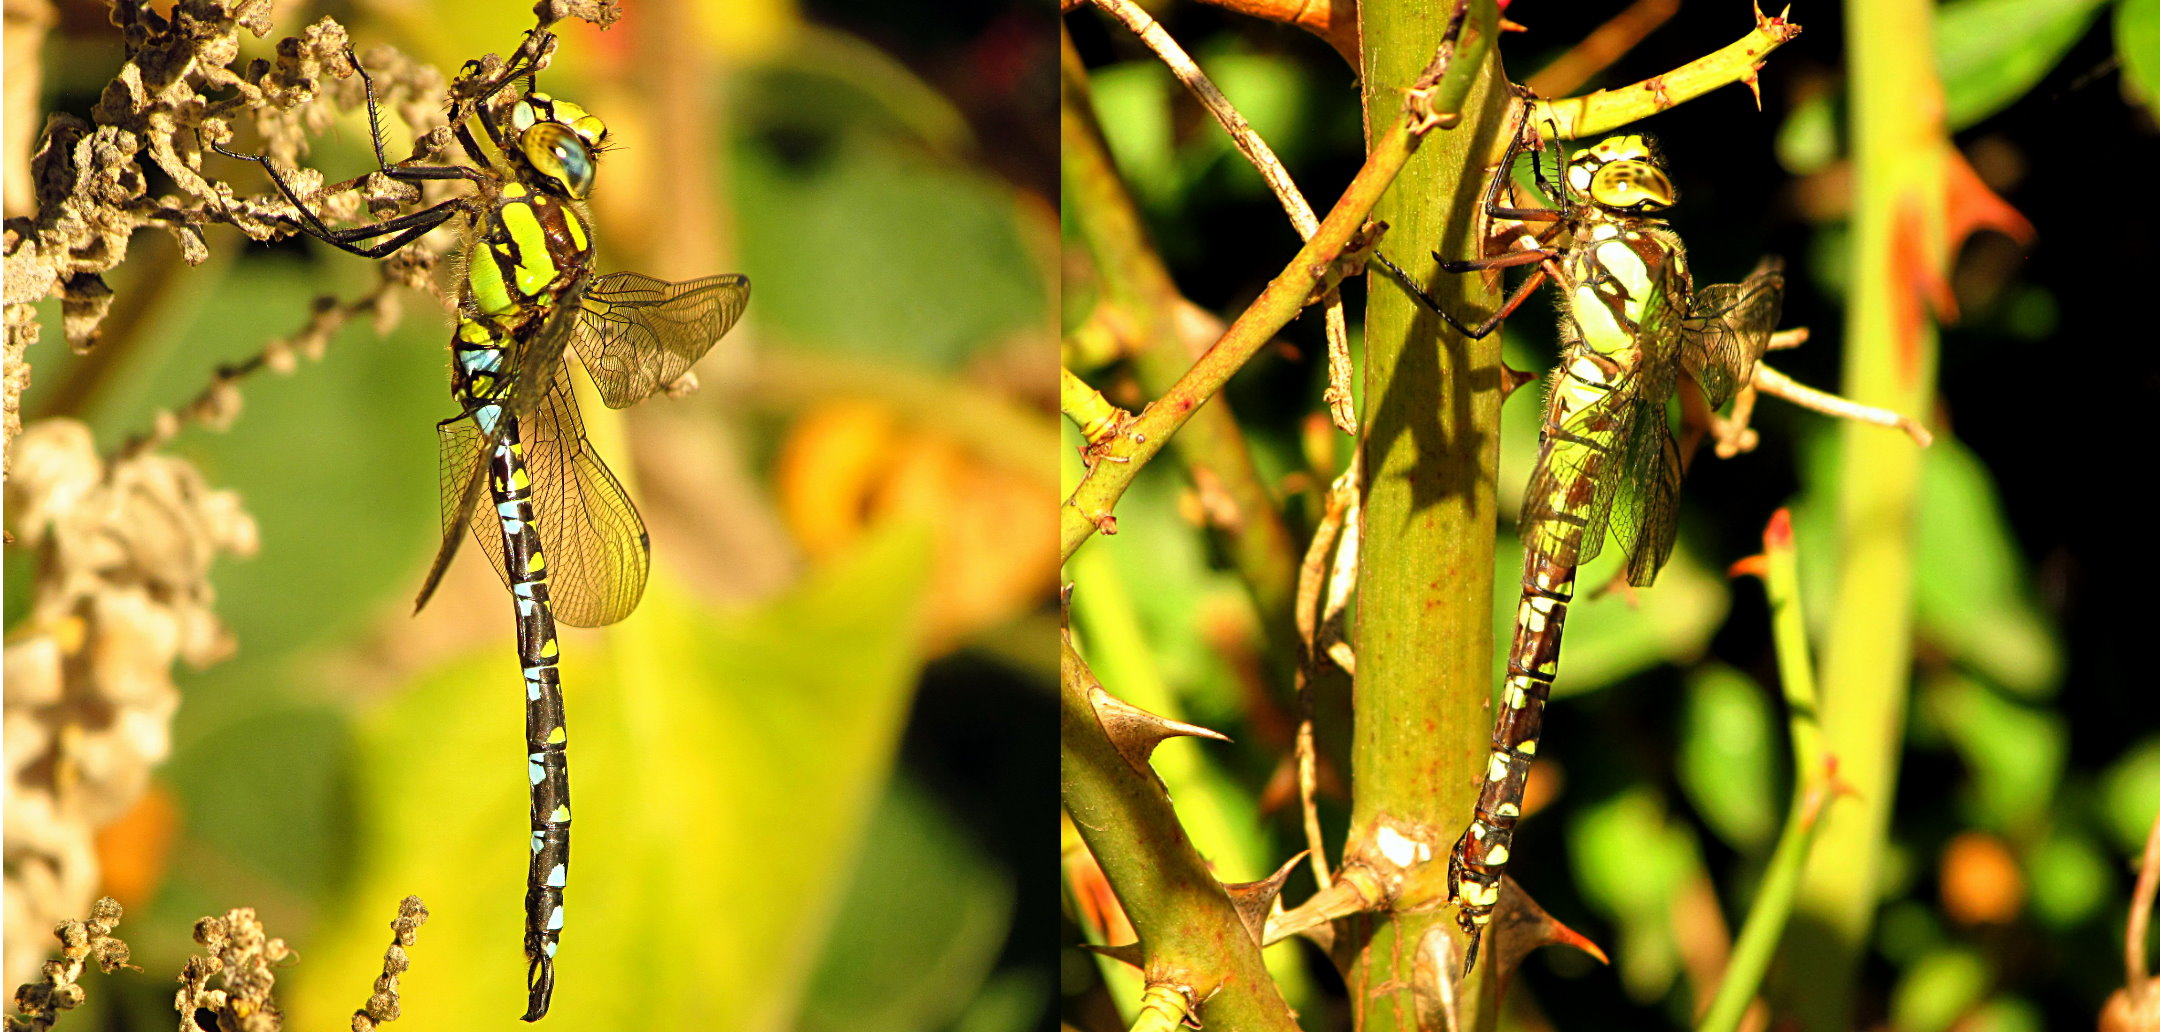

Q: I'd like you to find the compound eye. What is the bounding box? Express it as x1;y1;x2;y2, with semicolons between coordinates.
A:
521;123;595;199
1590;161;1674;211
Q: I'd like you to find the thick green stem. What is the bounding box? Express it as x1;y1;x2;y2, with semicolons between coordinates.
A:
1343;1;1508;1028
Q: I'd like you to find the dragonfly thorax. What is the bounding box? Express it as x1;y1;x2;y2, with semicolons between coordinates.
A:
1568;133;1676;215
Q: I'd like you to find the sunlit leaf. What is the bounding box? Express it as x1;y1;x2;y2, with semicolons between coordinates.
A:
799;779;1015;1032
1939;0;2110;130
2123;0;2160;118
289;521;932;1028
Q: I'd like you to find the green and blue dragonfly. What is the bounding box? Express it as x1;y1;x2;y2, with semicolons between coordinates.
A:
212;28;749;1020
1381;119;1784;975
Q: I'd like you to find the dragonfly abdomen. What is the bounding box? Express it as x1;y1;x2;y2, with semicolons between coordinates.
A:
488;416;572;1020
1449;551;1577;972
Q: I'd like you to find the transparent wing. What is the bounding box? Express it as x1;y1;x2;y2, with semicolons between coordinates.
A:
569;271;751;409
1518;368;1640;570
455;364;651;628
1682;257;1784;410
429;413;492;611
414;283;588;615
1606;356;1684;588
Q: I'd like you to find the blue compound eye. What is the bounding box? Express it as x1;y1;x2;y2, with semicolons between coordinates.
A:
521;123;595;199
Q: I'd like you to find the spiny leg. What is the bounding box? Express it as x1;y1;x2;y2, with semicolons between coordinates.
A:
208;46;487;259
1368;102;1567;340
1373;251;1553;341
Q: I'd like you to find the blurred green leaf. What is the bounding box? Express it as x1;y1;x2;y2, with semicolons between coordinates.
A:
1939;0;2110;130
1195;50;1312;194
951;970;1048;1032
1071;461;1246;721
1913;442;2058;697
1890;946;1989;1032
1569;787;1701;1002
1089;61;1178;211
1774;91;1838;176
2101;737;2160;854
2124;0;2160;117
1774;0;2106;176
2027;826;2109;928
2001;285;2061;342
290;520;931;1029
798;778;1015;1032
734;104;1044;371
754;27;975;155
1796;434;2058;698
1676;664;1781;852
1924;673;2065;833
95;258;443;667
1876;897;1946;966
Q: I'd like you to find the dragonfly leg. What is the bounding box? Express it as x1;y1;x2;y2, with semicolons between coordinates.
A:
1374;253;1551;341
1483;104;1566;225
1436;247;1551;275
204;139;468;259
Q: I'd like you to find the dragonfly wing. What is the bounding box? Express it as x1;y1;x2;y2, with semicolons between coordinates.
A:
1608;368;1684;588
416;412;498;612
414;278;589;615
1682;257;1783;410
1605;276;1690;588
1519;368;1639;569
569;271;752;409
518;362;651;627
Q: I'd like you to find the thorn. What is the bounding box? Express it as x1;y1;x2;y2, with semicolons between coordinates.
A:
1763;507;1793;550
1498;362;1538;402
1090;687;1232;776
1727;554;1769;580
1081;942;1146;970
1221;852;1307;945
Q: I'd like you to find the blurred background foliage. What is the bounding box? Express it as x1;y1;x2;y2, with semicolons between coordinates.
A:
6;0;1055;1028
1062;1;2160;1028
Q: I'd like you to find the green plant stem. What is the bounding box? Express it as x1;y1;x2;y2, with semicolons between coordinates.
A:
1341;0;1507;1028
1062;365;1128;445
1060;632;1300;1032
1529;7;1804;140
1698;511;1835;1032
1058;28;1300;637
1782;0;1942;1025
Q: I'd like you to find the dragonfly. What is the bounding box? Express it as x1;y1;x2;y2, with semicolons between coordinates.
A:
211;28;750;1020
1378;119;1784;975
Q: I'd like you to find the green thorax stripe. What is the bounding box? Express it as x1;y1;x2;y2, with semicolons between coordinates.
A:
465;187;595;318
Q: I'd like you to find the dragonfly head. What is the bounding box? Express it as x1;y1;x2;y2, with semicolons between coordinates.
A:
508;93;610;200
1569;133;1675;215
